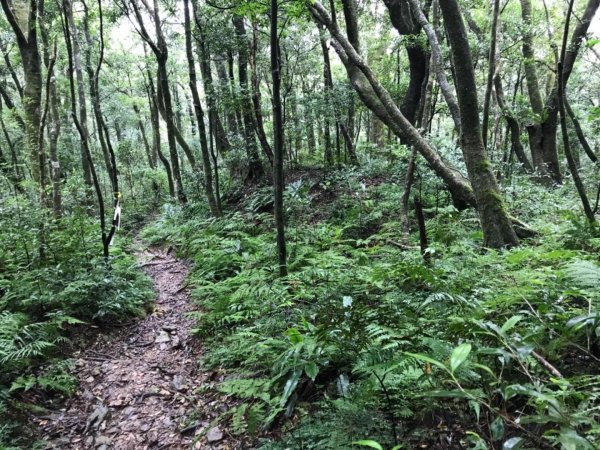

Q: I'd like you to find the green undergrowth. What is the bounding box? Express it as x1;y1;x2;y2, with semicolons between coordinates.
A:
0;192;154;448
142;163;600;450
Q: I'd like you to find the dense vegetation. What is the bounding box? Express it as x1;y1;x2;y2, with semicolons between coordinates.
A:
1;0;599;448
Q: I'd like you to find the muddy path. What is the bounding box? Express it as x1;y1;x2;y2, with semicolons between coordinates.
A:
36;247;241;449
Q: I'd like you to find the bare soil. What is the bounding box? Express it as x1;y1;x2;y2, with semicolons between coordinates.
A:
36;247;244;449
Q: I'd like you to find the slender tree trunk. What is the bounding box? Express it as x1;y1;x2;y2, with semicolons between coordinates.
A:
129;0;186;202
482;0;500;150
82;3;118;196
271;0;287;277
134;104;156;169
233;16;264;182
250;23;274;165
39;2;61;215
144;53;174;198
65;0;93;192
184;0;221;216
63;1;110;257
318;26;334;167
564;97;598;163
557;0;595;223
303;83;317;155
400;147;417;242
403;0;461;133
215;58;240;138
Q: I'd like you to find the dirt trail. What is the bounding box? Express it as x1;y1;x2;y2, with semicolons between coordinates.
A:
37;247;237;449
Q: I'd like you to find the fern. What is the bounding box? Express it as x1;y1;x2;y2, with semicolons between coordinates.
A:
565;259;600;290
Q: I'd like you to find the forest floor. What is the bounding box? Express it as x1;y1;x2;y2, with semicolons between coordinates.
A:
34;246;242;449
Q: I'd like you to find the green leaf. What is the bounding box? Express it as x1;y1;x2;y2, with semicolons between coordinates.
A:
304;361;319;381
491;416;505;441
353;440;384;450
286;328;303;344
501;315;523;334
279;369;301;407
450;343;471;373
586;38;600;48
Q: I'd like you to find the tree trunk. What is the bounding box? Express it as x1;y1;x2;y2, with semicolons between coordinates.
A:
482;0;500;150
129;0;186;202
0;0;45;187
233;15;264;182
39;1;61;215
249;23;274;165
65;0;93;191
382;0;428;126
215;58;240;138
439;0;518;248
557;0;595;223
184;0;221;217
318;26;334;167
271;0;287;277
193;14;230;156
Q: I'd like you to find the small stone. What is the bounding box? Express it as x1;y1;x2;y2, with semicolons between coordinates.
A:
171;375;187;392
206;426;223;443
95;435;112;447
155;330;171;343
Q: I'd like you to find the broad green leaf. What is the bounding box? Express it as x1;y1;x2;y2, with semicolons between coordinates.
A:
353;440;384;450
501;315;523;333
450;343;471;373
279;369;301;407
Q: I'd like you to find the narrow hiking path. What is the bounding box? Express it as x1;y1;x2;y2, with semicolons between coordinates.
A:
36;246;237;450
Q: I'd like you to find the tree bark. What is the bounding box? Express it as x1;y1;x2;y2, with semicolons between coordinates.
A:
39;1;61;215
439;0;518;248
